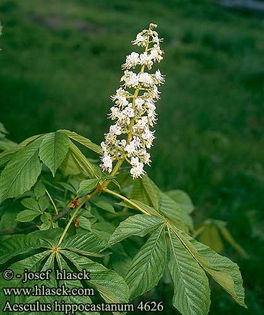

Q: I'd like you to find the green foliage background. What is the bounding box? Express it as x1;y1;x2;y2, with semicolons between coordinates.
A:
0;0;263;313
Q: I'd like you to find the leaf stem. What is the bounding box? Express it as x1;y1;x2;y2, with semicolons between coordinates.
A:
45;189;58;215
56;187;100;247
103;188;150;215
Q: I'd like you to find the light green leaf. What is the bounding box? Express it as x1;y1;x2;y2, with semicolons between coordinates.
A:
168;227;210;315
59;129;102;154
39;131;70;176
0;139;42;202
167;189;194;214
16;209;41;222
77;179;99;197
130;175;160;209
126;224;167;299
108;214;164;246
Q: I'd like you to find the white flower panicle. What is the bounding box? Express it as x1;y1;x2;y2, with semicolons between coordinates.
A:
100;23;165;178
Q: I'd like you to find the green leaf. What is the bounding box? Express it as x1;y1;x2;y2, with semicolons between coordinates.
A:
0;251;51;303
120;199;160;216
56;253;96;315
0;134;41;160
34;181;46;199
130;175;160;209
0;233;50;264
69;142;100;178
38;196;50;211
16;209;41;222
39;131;70;176
0;139;42;202
61;250;129;305
171;226;246;308
126;225;167;300
62;231;107;254
108;214;164;246
190;237;246;307
159;192;185;227
168;227;210;315
79;215;92;230
60;149;83;176
77;179;99;197
21;197;39;210
199;224;224;253
59;129;102;154
92;199;115;213
167;189;194;214
219;226;248;258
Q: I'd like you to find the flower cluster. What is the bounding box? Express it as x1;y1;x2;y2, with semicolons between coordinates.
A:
100;23;165;178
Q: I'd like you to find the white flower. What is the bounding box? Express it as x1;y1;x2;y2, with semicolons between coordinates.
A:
122;106;134;118
109;124;122;135
132;33;148;46
121;71;139;87
155;70;165;85
130;163;145;178
101;154;112;172
101;24;164;178
131;136;141;148
122;52;140;69
138;73;154;86
125;143;135;154
131;157;139;166
150;45;163;62
140;52;153;69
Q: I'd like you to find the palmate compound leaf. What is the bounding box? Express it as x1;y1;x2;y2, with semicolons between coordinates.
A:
167;226;210;315
39;131;70;176
169;225;246;309
125;224;167;300
108;214;164;246
0;138;43;202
